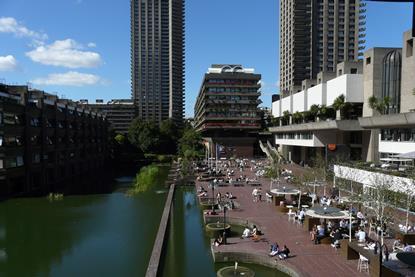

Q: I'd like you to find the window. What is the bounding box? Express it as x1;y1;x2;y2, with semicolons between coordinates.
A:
366;57;371;65
407;39;413;57
350;68;358;74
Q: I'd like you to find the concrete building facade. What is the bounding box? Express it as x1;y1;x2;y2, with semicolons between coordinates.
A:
131;0;185;125
271;30;415;165
279;0;365;95
86;99;136;135
194;65;262;158
0;84;111;198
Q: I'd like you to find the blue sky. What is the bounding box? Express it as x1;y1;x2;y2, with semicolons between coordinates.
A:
0;0;412;117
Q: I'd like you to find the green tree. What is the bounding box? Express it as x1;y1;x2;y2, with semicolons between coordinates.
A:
128;118;161;154
178;127;204;159
368;96;391;115
292;111;303;124
333;94;346;119
282;110;290;125
309;104;320;121
114;134;126;145
159;119;179;154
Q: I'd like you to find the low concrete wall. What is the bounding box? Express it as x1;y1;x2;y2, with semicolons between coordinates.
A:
145;183;175;277
213;251;301;277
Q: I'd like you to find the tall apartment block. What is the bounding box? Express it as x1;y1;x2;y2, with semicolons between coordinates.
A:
280;0;366;95
131;0;185;125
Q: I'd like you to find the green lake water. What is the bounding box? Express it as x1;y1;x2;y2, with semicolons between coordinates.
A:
0;175;168;277
0;172;288;277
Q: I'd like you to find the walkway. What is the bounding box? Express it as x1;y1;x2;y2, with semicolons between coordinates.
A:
196;161;366;277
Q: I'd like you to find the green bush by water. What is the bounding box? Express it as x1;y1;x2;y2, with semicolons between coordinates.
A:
128;164;169;194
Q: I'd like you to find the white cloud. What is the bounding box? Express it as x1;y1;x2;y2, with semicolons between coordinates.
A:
0;55;18;71
26;39;102;68
87;42;96;48
32;71;102;86
0;17;47;41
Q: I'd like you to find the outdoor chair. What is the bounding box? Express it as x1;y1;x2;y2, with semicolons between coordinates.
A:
357;254;369;273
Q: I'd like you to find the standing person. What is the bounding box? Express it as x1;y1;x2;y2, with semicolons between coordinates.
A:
299;209;305;224
257;188;262;202
252;188;258;202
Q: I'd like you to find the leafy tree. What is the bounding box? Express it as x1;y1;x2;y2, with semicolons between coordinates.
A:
368;96;391;115
292;111;303;124
128;118;161;154
318;105;335;120
178;127;204;159
159;119;179;154
282;110;290;125
309;104;320;121
114;134;126;145
333;94;346;119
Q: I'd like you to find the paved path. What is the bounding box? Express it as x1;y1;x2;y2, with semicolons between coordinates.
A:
196;160;366;277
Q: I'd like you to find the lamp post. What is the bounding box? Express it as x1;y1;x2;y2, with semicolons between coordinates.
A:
349;204;352;242
223;205;227;245
209;181;217;215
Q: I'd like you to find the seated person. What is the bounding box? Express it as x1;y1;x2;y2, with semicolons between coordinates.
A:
241;227;251;238
252;225;261;240
213;235;223;247
356;211;365;220
278;245;290;260
403;243;413;252
320;195;328;206
393;239;402;251
225;192;230;199
310;225;317;241
269;242;279;257
339;219;347;229
315;225;326;244
355;228;366;242
229;192;234;199
331;229;342;245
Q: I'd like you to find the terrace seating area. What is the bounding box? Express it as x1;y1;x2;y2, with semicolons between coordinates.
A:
194;160;356;275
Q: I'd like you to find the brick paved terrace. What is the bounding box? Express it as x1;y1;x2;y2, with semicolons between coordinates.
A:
195;159;369;277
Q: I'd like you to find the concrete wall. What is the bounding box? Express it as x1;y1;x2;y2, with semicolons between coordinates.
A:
401;29;415;113
272;99;281;117
281;95;292;113
379;140;415;155
307;83;326;109
292;90;306;113
326;74;364;105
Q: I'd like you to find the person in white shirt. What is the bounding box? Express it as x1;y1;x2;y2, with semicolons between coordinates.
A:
403;243;413;252
299;209;305;223
252;188;258;202
356;228;366;242
241;227;251;238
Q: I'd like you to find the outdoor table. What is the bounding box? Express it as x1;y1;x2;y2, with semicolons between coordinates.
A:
301;205;309;209
396;252;415;267
395;232;415;244
270;188;300;207
342;240;382;277
304;207;350;231
286;205;294;209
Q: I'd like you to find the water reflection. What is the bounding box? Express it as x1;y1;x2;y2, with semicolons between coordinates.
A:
0;177;167;277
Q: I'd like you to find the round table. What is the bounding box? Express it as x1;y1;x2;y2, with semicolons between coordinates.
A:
270;188;300;195
396;252;415;267
306;206;350;219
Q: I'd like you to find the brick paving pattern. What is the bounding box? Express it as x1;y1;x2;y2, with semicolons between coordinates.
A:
196;160;367;277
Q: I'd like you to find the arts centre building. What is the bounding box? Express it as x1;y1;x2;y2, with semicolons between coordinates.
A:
271;29;415;164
